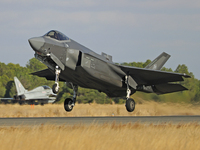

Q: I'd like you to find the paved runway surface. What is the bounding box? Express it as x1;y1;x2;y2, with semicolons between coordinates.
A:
0;116;200;126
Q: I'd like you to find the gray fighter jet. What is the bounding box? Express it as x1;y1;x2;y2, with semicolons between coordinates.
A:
28;30;190;112
1;77;56;105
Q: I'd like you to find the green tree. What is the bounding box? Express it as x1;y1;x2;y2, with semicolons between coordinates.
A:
0;57;198;105
26;58;47;72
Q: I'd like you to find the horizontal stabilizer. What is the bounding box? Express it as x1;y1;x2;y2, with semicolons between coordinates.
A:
119;64;190;85
154;83;188;95
145;52;170;70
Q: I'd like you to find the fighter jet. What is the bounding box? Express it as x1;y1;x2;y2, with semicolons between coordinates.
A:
28;30;190;112
1;77;56;105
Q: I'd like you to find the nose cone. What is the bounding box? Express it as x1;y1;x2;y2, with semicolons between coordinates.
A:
28;37;45;51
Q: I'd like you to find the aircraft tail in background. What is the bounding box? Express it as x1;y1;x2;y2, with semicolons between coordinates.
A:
14;77;27;95
145;52;170;70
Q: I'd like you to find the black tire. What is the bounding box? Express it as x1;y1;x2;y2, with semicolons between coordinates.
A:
126;98;135;112
64;98;74;112
52;84;59;94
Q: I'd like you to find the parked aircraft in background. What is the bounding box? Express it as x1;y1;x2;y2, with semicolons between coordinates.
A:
28;30;190;112
1;77;56;105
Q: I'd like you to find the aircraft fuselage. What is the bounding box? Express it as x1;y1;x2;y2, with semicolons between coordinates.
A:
28;30;190;112
30;32;128;97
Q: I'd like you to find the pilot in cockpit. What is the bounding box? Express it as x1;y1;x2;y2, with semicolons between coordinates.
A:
54;32;58;40
45;30;69;41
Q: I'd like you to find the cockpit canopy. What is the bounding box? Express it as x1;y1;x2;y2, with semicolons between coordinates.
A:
44;30;69;41
42;85;51;90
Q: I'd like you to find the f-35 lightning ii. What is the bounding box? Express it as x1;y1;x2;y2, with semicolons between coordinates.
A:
28;30;190;112
1;77;56;105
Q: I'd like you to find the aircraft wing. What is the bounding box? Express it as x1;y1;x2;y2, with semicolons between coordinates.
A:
31;69;65;81
25;97;56;100
0;98;13;100
0;98;14;104
1;97;56;101
118;65;190;85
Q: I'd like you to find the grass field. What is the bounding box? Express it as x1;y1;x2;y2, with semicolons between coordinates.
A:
0;102;200;150
0;122;200;150
0;101;200;117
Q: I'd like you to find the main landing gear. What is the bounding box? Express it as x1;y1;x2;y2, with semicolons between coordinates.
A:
125;76;135;112
64;83;78;112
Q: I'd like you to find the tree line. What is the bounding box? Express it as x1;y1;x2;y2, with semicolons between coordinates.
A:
0;58;199;104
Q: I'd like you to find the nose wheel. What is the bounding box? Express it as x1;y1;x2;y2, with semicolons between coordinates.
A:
52;83;59;94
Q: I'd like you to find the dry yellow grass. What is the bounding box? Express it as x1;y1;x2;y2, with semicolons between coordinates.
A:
0;101;200;117
0;122;200;150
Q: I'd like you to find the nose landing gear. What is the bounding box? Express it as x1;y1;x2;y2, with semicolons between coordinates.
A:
52;66;61;94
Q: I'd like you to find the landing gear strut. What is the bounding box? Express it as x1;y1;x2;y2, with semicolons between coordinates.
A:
52;66;61;94
64;83;78;112
125;76;135;112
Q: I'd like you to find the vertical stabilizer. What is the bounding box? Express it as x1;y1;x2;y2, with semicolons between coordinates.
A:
145;52;170;70
14;77;27;95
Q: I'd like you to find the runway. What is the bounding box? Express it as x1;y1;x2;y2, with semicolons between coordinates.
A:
0;116;200;126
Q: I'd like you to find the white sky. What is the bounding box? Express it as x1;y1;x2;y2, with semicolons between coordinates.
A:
0;0;200;79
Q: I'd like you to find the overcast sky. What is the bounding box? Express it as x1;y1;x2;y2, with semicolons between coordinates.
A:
1;0;200;79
